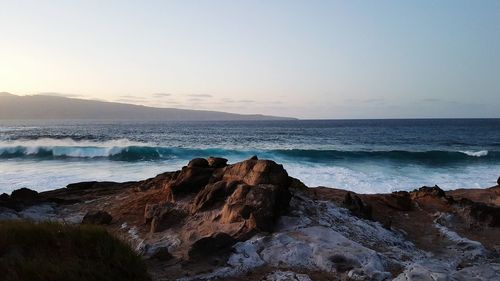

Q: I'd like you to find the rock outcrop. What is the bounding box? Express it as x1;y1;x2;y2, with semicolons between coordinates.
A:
82;210;113;225
133;157;293;260
1;157;499;281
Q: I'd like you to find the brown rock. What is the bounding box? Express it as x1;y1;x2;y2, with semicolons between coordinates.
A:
207;157;228;168
149;203;187;233
144;203;161;224
187;158;209;168
165;166;216;201
82;210;113;225
343;192;373;220
220;183;291;232
188;232;236;259
458;199;500;228
222;159;290;187
384;191;413;211
411;185;446;199
191;181;238;213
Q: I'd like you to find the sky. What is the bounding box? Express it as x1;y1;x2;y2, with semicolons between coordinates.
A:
0;0;499;119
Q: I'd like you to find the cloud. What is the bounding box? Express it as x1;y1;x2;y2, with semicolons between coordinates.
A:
237;99;255;103
188;98;203;102
153;93;172;98
188;94;213;98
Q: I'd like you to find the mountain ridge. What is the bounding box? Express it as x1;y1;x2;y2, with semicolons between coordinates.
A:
0;94;296;121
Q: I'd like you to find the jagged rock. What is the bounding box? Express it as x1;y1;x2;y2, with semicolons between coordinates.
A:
411;185;446;199
497;176;500;186
207;157;228;168
144;203;160;224
188;158;209;168
82;210;112;225
191;181;238;213
249;155;258;160
165;166;216;201
149;203;187;233
188;232;236;259
343;192;373;220
382;191;413;211
220;184;291;233
222;159;290;187
457;199;500;228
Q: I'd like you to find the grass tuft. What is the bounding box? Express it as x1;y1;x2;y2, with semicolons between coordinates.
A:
0;220;150;281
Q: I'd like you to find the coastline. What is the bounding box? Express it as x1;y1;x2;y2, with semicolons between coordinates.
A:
1;157;499;280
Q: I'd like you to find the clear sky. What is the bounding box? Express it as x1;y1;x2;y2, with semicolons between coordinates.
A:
1;0;499;119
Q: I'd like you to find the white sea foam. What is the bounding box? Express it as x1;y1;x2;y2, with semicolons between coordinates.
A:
0;138;152;158
459;150;489;157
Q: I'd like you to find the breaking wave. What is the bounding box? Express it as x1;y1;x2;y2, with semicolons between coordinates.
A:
0;138;497;163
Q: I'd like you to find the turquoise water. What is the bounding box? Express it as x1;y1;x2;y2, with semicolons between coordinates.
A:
1;119;499;193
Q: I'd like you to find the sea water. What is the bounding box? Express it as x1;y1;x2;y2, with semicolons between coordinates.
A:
0;119;499;194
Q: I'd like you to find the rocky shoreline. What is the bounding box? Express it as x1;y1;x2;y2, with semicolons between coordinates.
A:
1;157;499;281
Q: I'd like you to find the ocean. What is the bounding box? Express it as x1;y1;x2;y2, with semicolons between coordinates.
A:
0;119;499;194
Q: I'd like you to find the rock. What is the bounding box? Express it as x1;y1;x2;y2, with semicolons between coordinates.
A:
343;192;373;220
187;158;209;168
149;203;187;233
188;232;236;259
82;210;113;225
165;166;216;201
0;207;20;220
10;188;39;202
0;193;9;201
220;184;291;233
373;191;413;211
149;246;173;261
261;271;312;281
191;181;237;213
207;157;228;168
249;155;258;160
222;159;290;187
497;176;500;186
329;254;360;272
411;185;446;199
144;203;161;224
458;199;500;227
229;226;392;280
66;181;122;190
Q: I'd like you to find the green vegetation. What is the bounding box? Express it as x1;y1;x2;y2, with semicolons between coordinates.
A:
0;221;150;281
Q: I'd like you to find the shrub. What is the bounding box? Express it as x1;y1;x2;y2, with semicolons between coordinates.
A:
0;220;150;281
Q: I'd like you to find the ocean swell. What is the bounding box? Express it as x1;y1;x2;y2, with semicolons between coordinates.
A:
0;139;497;163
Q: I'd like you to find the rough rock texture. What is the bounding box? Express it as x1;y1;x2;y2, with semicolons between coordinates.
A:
207;157;228;168
1;158;499;281
188;232;236;259
261;271;312;281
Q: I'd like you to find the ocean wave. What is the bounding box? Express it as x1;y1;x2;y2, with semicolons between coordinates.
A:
0;139;498;163
459;150;488;157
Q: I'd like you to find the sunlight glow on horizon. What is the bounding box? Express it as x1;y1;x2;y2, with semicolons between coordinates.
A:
1;0;499;118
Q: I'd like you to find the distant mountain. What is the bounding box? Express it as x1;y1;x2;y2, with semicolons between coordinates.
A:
0;93;295;121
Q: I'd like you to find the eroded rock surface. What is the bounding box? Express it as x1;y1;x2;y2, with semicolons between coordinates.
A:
1;158;499;281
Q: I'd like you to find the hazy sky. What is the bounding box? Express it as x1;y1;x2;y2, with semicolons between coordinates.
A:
1;0;499;119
